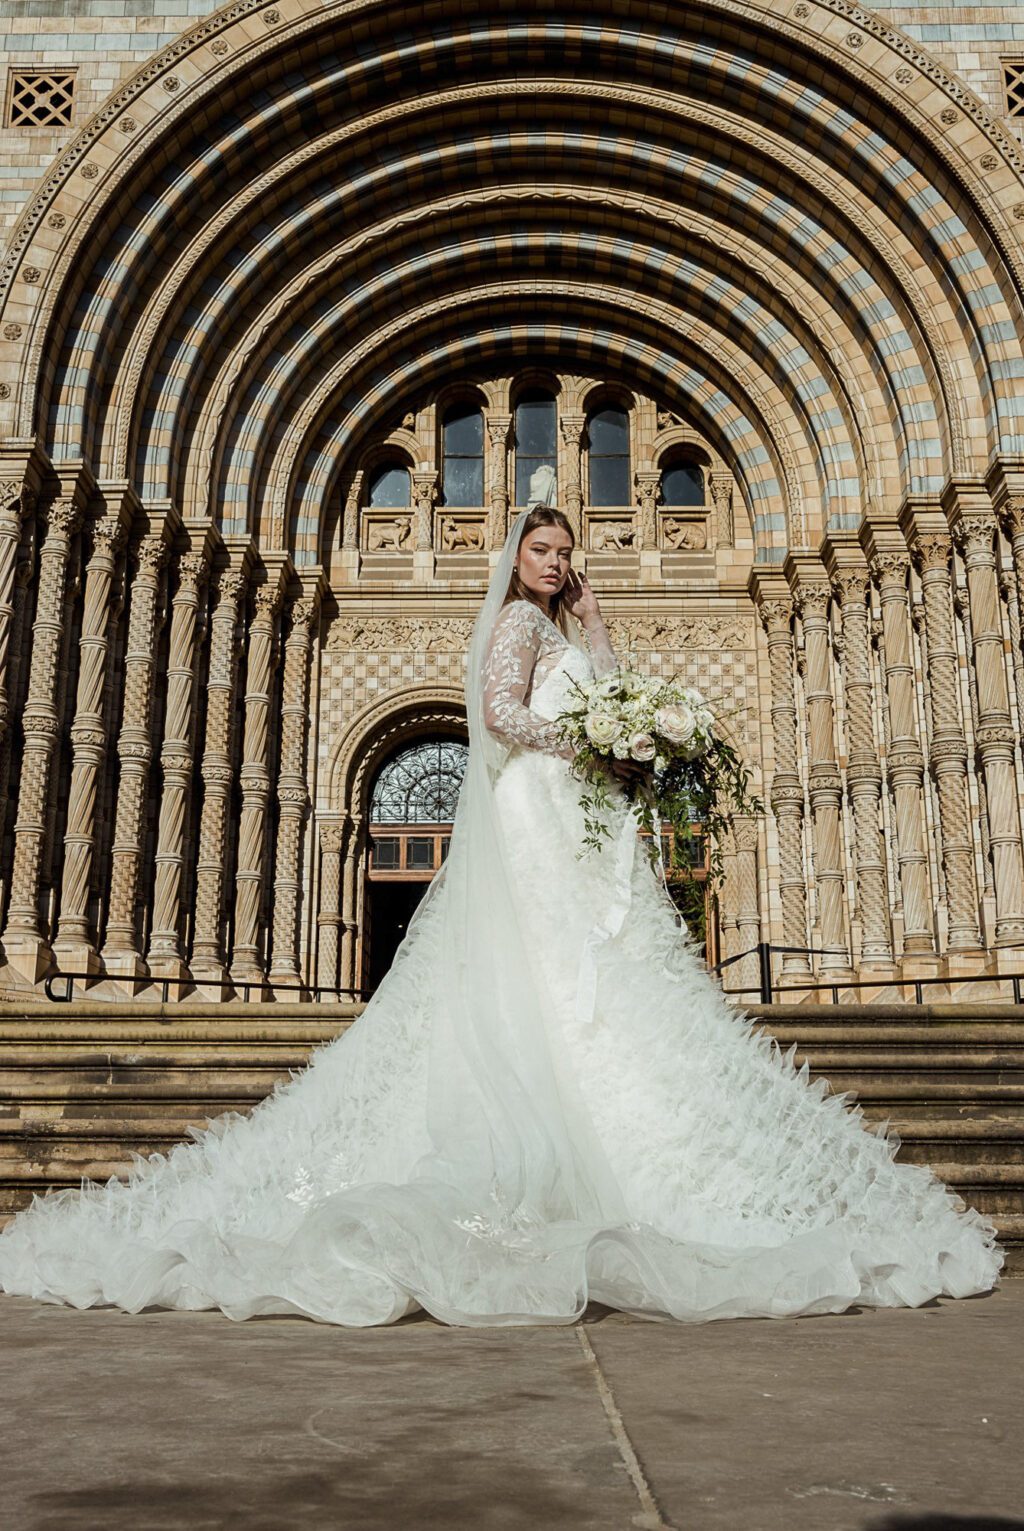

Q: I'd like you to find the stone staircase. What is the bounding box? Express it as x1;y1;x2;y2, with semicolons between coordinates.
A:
0;999;1021;1273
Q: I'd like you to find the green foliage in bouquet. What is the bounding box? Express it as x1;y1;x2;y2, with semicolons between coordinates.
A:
554;666;763;887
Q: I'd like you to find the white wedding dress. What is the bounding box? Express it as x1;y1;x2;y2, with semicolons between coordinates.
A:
0;587;1003;1325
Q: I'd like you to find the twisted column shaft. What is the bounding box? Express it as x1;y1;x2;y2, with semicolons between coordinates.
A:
560;416;584;541
269;595;318;985
487;417;511;547
3;499;82;947
191;569;247;977
230;581;283;983
54;516;127;954
757;598;811;975
101;535;169;964
954;513;1024;945
832;569;893;966
0;479;32;745
147;552;210;967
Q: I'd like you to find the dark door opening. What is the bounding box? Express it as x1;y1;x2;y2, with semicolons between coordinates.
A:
365;879;430;994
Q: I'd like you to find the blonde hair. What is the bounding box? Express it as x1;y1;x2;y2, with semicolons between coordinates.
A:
504;507;576;638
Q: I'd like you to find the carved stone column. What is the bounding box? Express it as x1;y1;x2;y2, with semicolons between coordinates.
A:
0;478;33;744
53;515;128;967
709;473;734;548
635;471;661;551
732;815;762;993
753;592;811;976
230;579;284;985
340;811;365;995
147;551;211;976
791;576;853;976
830;568;893;969
952;510;1024;946
0;550;34;907
486;416;511;547
867;548;936;959
316;818;344;992
412;471;437;552
910;534;982;952
191;568;247;981
100;534;169;976
560;415;585;541
2;498;83;980
342;471;364;553
717;824;739;965
269;594;319;988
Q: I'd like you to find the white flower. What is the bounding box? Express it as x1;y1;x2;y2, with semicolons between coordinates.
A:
585;711;622;748
629;731;656;762
680;686;705;709
611;736;632;760
655;703;696;745
655;754;667;773
695;706;714;732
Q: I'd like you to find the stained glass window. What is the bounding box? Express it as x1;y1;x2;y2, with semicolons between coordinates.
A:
515;390;557;505
588;405;630;506
441;404;484;506
370;737;469;823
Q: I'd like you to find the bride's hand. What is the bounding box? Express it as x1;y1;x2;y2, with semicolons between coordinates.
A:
563;568;601;627
608;759;653;787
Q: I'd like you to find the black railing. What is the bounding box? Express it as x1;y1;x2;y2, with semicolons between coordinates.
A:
712;942;1024;1005
40;971;369;1005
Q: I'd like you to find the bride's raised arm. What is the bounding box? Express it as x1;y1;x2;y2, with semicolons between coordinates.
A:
481;601;575;759
564;571;618;677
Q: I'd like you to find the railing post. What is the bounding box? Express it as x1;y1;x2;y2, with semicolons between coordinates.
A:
758;941;773;1004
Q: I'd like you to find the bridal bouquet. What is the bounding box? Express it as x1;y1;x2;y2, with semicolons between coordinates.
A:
553;666;761;880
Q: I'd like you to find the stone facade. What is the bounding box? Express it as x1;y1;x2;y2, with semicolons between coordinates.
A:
2;0;1024;998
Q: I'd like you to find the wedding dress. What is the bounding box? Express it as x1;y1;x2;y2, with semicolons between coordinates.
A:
0;516;1002;1325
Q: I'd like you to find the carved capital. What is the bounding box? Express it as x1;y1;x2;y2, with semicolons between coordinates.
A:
288;596;318;637
634;470;661;516
214;568;247;607
43;498;83;541
252;582;283;620
953;514;995;558
411;471;439;514
913;533;952;573
758;597;793;633
831;568;869;605
559;415;585;449
0;478;31;526
178;551;211;592
486;415;512;447
133;535;168;578
998;495;1024;541
89;515;127;561
869;550;910;589
793;582;831;620
319;822;344;855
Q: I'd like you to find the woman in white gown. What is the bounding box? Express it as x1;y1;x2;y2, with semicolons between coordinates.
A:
0;506;1002;1325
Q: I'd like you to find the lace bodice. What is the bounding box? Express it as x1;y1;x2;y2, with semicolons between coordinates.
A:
482;600;615;757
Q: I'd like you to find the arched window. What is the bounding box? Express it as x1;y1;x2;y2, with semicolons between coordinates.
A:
441;403;484;506
368;461;411;508
587;405;630;506
661;461;705;507
514;389;557;505
370;736;469;824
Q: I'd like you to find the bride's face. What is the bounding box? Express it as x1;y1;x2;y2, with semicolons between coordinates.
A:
515;529;574;607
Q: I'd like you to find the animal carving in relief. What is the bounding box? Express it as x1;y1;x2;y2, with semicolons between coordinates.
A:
366;517;412;552
662;517;708;551
590;521;636;551
441;518;485;552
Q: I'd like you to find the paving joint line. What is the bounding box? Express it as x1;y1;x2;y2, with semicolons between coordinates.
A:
575;1324;676;1531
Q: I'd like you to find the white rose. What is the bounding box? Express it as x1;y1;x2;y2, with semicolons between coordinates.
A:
629;731;656;762
655;703;696;745
585;711;622;749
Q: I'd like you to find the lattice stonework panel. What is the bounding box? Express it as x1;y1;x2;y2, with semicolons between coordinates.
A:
1004;61;1024;119
7;71;75;128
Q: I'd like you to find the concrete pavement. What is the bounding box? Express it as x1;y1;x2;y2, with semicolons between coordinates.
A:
3;1283;1023;1530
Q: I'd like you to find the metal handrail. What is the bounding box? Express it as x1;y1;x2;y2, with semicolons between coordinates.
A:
713;941;1024;1005
40;971;369;1005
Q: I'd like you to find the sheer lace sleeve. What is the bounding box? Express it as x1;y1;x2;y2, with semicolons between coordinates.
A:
584;622;618;678
482;602;572;757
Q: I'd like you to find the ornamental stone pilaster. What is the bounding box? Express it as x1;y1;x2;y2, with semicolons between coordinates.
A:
751;584;811;976
341;471;364;553
790;572;853;976
0;552;34;907
191;568;247;981
560;415;585;541
316;818;345;993
866;547;936;958
829;566;893;969
486;416;511;547
230;577;284;986
635;471;661;552
732;815;762;992
951;507;1024;946
2;498;83;979
908;534;981;951
100;534;170;976
717;824;739;966
709;474;734;548
412;471;438;552
341;811;366;994
953;583;994;904
0;478;33;745
53;515;129;966
147;550;211;975
269;593;319;987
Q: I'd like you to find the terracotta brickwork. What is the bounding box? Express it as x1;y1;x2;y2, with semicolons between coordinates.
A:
1;0;1024;998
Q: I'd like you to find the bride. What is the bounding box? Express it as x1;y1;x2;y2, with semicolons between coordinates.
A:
0;504;1002;1325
